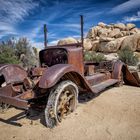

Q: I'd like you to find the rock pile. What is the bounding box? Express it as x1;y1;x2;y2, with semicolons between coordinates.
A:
57;22;140;53
86;22;140;52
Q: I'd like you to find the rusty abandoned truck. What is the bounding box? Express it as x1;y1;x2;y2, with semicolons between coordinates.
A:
0;16;140;128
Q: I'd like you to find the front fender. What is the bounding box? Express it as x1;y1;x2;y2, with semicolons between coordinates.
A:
39;64;82;88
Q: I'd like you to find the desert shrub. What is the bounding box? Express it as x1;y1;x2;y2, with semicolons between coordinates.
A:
118;46;139;66
0;45;19;64
84;51;106;62
84;51;93;61
0;38;38;67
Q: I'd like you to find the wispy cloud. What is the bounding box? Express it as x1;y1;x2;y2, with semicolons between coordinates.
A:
47;23;81;33
123;11;140;22
59;24;80;29
110;0;140;14
0;0;39;23
0;0;39;40
0;22;17;39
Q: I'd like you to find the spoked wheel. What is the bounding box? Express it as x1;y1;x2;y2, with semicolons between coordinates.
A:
0;102;10;113
45;80;78;128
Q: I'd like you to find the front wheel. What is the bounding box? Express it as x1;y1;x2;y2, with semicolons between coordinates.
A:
45;80;78;128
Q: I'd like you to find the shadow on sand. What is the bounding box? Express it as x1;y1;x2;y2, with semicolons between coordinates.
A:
0;90;108;127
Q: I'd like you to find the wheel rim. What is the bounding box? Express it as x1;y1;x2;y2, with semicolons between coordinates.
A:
56;86;76;122
45;81;78;128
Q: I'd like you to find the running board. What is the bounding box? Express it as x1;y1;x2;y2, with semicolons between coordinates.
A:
85;73;111;86
92;79;119;94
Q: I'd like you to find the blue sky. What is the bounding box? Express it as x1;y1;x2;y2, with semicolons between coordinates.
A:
0;0;140;48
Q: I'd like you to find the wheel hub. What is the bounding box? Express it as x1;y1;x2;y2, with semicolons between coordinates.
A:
57;89;75;122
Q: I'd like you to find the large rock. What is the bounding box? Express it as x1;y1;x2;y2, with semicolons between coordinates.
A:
87;26;102;40
121;33;140;51
135;33;140;51
97;28;110;37
131;28;140;33
116;37;126;49
130;31;136;35
83;38;93;51
104;53;119;61
98;22;106;28
126;23;136;30
106;24;113;29
86;28;96;40
121;31;129;36
134;52;140;60
114;23;126;30
57;37;78;45
98;42;108;52
91;40;100;51
99;36;114;42
121;36;135;51
99;37;126;53
100;41;116;52
109;28;122;38
95;36;100;40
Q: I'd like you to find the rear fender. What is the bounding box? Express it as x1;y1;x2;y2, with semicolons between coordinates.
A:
122;66;140;87
112;61;140;86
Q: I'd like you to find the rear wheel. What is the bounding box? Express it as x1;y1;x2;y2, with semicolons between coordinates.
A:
45;80;78;128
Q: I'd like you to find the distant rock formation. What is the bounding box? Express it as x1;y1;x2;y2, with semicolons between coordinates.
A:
86;22;140;52
57;37;78;45
57;22;140;53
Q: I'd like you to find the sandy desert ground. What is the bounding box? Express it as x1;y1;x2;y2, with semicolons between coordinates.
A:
0;85;140;140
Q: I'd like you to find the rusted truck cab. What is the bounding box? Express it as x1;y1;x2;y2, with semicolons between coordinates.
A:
39;45;84;74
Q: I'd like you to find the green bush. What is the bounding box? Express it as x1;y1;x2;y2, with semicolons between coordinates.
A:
118;46;139;66
84;51;106;63
0;45;19;64
0;38;37;67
